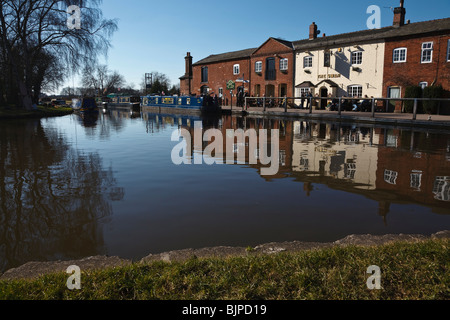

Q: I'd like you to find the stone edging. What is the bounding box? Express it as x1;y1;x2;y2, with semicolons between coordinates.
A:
1;231;448;281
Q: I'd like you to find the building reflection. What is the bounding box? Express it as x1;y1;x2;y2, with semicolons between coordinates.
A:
146;113;450;220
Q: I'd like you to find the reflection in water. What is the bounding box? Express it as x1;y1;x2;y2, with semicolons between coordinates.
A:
0;120;123;273
1;110;449;273
163;113;450;213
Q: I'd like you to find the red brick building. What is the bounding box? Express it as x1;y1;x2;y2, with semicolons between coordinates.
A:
375;128;450;209
180;38;295;103
250;38;295;98
183;48;255;104
382;6;450;112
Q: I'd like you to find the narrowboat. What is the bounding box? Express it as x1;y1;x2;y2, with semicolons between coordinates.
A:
105;93;141;111
140;95;221;114
72;97;99;113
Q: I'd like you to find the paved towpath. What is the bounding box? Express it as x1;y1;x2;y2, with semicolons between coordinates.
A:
221;105;450;128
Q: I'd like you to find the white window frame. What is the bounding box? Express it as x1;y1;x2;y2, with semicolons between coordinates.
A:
218;87;223;98
351;51;363;65
393;47;407;63
303;56;312;68
280;58;288;71
296;87;311;98
410;171;423;190
348;85;363;98
255;61;262;73
419;82;428;90
421;42;433;64
384;170;398;185
233;64;240;75
447;39;450;62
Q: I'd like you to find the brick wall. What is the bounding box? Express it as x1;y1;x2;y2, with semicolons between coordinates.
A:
250;38;295;98
192;58;251;103
383;33;450;111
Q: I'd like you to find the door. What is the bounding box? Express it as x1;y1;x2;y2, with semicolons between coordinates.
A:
320;87;328;109
265;58;276;81
279;84;287;97
388;87;400;112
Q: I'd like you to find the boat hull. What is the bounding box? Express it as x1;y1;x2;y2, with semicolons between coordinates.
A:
140;96;221;114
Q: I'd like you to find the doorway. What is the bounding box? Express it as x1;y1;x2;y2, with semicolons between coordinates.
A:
388;86;401;113
320;87;328;109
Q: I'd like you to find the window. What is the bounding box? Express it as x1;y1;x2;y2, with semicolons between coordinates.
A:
384;170;398;185
296;87;311;97
255;61;262;73
393;48;407;63
351;51;363;65
233;64;240;75
419;82;428;90
303;56;312;68
348;85;362;97
410;171;423;190
201;66;208;83
433;176;450;202
218;87;223;98
421;42;433;63
447;39;450;62
280;58;288;71
324;51;331;67
345;163;356;180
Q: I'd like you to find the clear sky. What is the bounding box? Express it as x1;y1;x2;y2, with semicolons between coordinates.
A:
60;0;450;94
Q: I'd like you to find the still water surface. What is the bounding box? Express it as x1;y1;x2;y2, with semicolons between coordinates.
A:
1;108;449;273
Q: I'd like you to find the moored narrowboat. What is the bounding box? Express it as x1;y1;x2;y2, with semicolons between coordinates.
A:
106;93;141;111
72;97;99;113
140;95;221;114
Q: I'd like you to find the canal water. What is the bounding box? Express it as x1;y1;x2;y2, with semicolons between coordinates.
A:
0;108;449;273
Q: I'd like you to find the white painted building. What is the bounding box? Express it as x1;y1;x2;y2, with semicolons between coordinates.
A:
294;23;386;107
292;121;380;190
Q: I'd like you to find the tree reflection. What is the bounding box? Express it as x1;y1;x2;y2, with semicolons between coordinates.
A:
0;119;124;273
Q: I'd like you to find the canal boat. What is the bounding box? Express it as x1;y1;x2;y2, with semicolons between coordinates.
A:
105;93;141;111
140;95;222;114
72;97;99;114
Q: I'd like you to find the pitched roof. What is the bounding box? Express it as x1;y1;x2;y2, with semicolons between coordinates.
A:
192;48;256;65
293;18;450;50
191;18;450;65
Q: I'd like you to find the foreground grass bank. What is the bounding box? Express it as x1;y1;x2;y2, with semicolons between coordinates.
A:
0;239;448;300
0;105;73;119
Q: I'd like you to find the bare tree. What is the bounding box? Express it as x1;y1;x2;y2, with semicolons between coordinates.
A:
0;0;118;109
81;64;125;96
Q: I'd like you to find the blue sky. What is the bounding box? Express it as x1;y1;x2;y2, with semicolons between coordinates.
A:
61;0;450;93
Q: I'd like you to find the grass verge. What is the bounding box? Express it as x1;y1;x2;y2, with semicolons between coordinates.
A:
0;239;448;300
0;105;73;119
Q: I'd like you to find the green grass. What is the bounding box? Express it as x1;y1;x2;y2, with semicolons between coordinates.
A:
0;105;73;119
0;239;448;300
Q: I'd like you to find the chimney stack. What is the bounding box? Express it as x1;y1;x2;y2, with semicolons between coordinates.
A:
393;0;406;27
309;22;318;40
185;52;193;78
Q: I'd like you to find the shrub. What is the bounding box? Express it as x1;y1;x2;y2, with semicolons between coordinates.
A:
423;85;444;114
403;86;423;113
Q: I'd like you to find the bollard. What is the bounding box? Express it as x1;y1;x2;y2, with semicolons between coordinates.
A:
263;97;266;112
309;98;312;114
